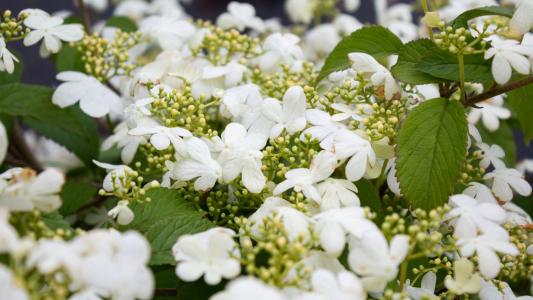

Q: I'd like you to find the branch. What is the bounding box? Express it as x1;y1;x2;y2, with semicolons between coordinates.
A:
9;122;43;172
75;0;92;33
465;76;533;106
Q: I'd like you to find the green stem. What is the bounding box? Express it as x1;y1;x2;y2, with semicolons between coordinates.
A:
457;53;466;103
399;259;409;290
374;159;389;189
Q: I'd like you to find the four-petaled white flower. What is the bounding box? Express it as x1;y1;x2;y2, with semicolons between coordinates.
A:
484;37;533;85
23;13;84;55
52;71;123;118
0;37;18;74
348;52;400;100
457;231;518;279
333;129;376;181
172;227;240;285
302;109;346;150
274;151;337;202
444;259;482;295
93;161;133;193
483;168;532;202
173;137;222;192
405;272;437;300
216;123;267;193
467;96;510;132
108;200;135;225
316;178;360;211
129;124;192;152
348;231;409;293
261;86;307;138
256;33;304;73
0;168;64;213
217;2;265;32
296;269;366;300
477;143;506;169
314;207;377;256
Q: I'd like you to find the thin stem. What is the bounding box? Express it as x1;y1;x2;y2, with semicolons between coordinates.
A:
421;0;434;40
374;159;389;189
399;259;409;290
75;0;91;33
465;75;533;106
10;122;43;172
457;53;466;103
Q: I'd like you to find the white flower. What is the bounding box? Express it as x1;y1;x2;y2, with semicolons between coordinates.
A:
52;71;123;118
503;201;532;225
93;161;133;192
509;0;533;36
129;124;192;152
302;109;346;150
332;129;376;181
516;159;533;175
285;0;315;24
23;13;83;54
483;168;532;202
247;197;313;242
386;159;402;196
273;151;337;202
261;86;307;138
216;123;267;193
467;96;510;132
0;121;7;164
331;103;369;122
0;208;22;255
313;207;378;256
256;33;304;73
477;143;506;169
210;277;286;300
463;182;497;204
102;122;146;164
139;15;196;50
108;200;135;225
84;0;108;12
0;265;29;300
0;168;64;212
316;178;360;211
344;0;360;12
221;84;263;120
348;231;409;293
405;272;437;300
484;37;533;85
457;231;518;279
304;24;341;59
374;0;418;42
173;137;222;192
444;259;482;295
348;52;400;100
202;62;247;88
172;227;240;285
447;194;507;238
296;269;366;300
217;2;265;32
0;37;18;74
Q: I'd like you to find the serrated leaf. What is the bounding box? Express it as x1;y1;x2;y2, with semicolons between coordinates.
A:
42;212;71;230
106;16;138;32
507;83;533;143
397;98;468;210
125;188;215;265
59;181;97;215
317;26;403;83
415;52;492;84
451;6;514;29
477;121;516;166
0;84;100;167
391;39;445;84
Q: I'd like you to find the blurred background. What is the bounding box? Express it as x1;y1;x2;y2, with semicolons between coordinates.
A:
1;0;532;177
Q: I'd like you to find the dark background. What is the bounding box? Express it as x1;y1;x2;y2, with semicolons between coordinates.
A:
1;0;532;163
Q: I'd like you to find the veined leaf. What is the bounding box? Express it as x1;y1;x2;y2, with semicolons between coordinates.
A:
317;26;403;83
451;6;514;29
397;98;468;210
125;188;215;265
507;82;533;143
391;39;445;84
415;52;493;84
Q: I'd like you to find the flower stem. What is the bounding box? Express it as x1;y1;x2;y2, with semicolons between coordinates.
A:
399;259;409;290
465;75;533;106
75;0;92;33
457;53;466;103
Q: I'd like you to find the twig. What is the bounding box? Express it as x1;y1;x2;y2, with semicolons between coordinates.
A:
75;0;92;33
465;76;533;106
9;122;43;172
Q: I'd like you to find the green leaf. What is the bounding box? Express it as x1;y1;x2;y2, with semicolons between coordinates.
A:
106;16;138;32
451;6;514;29
42;212;71;230
59;181;97;215
317;26;403;83
507;83;533;142
125;188;215;265
55;44;84;72
415;52;492;84
354;179;384;222
391;39;445;84
397;98;468;210
476;121;516;166
0;84;100;167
